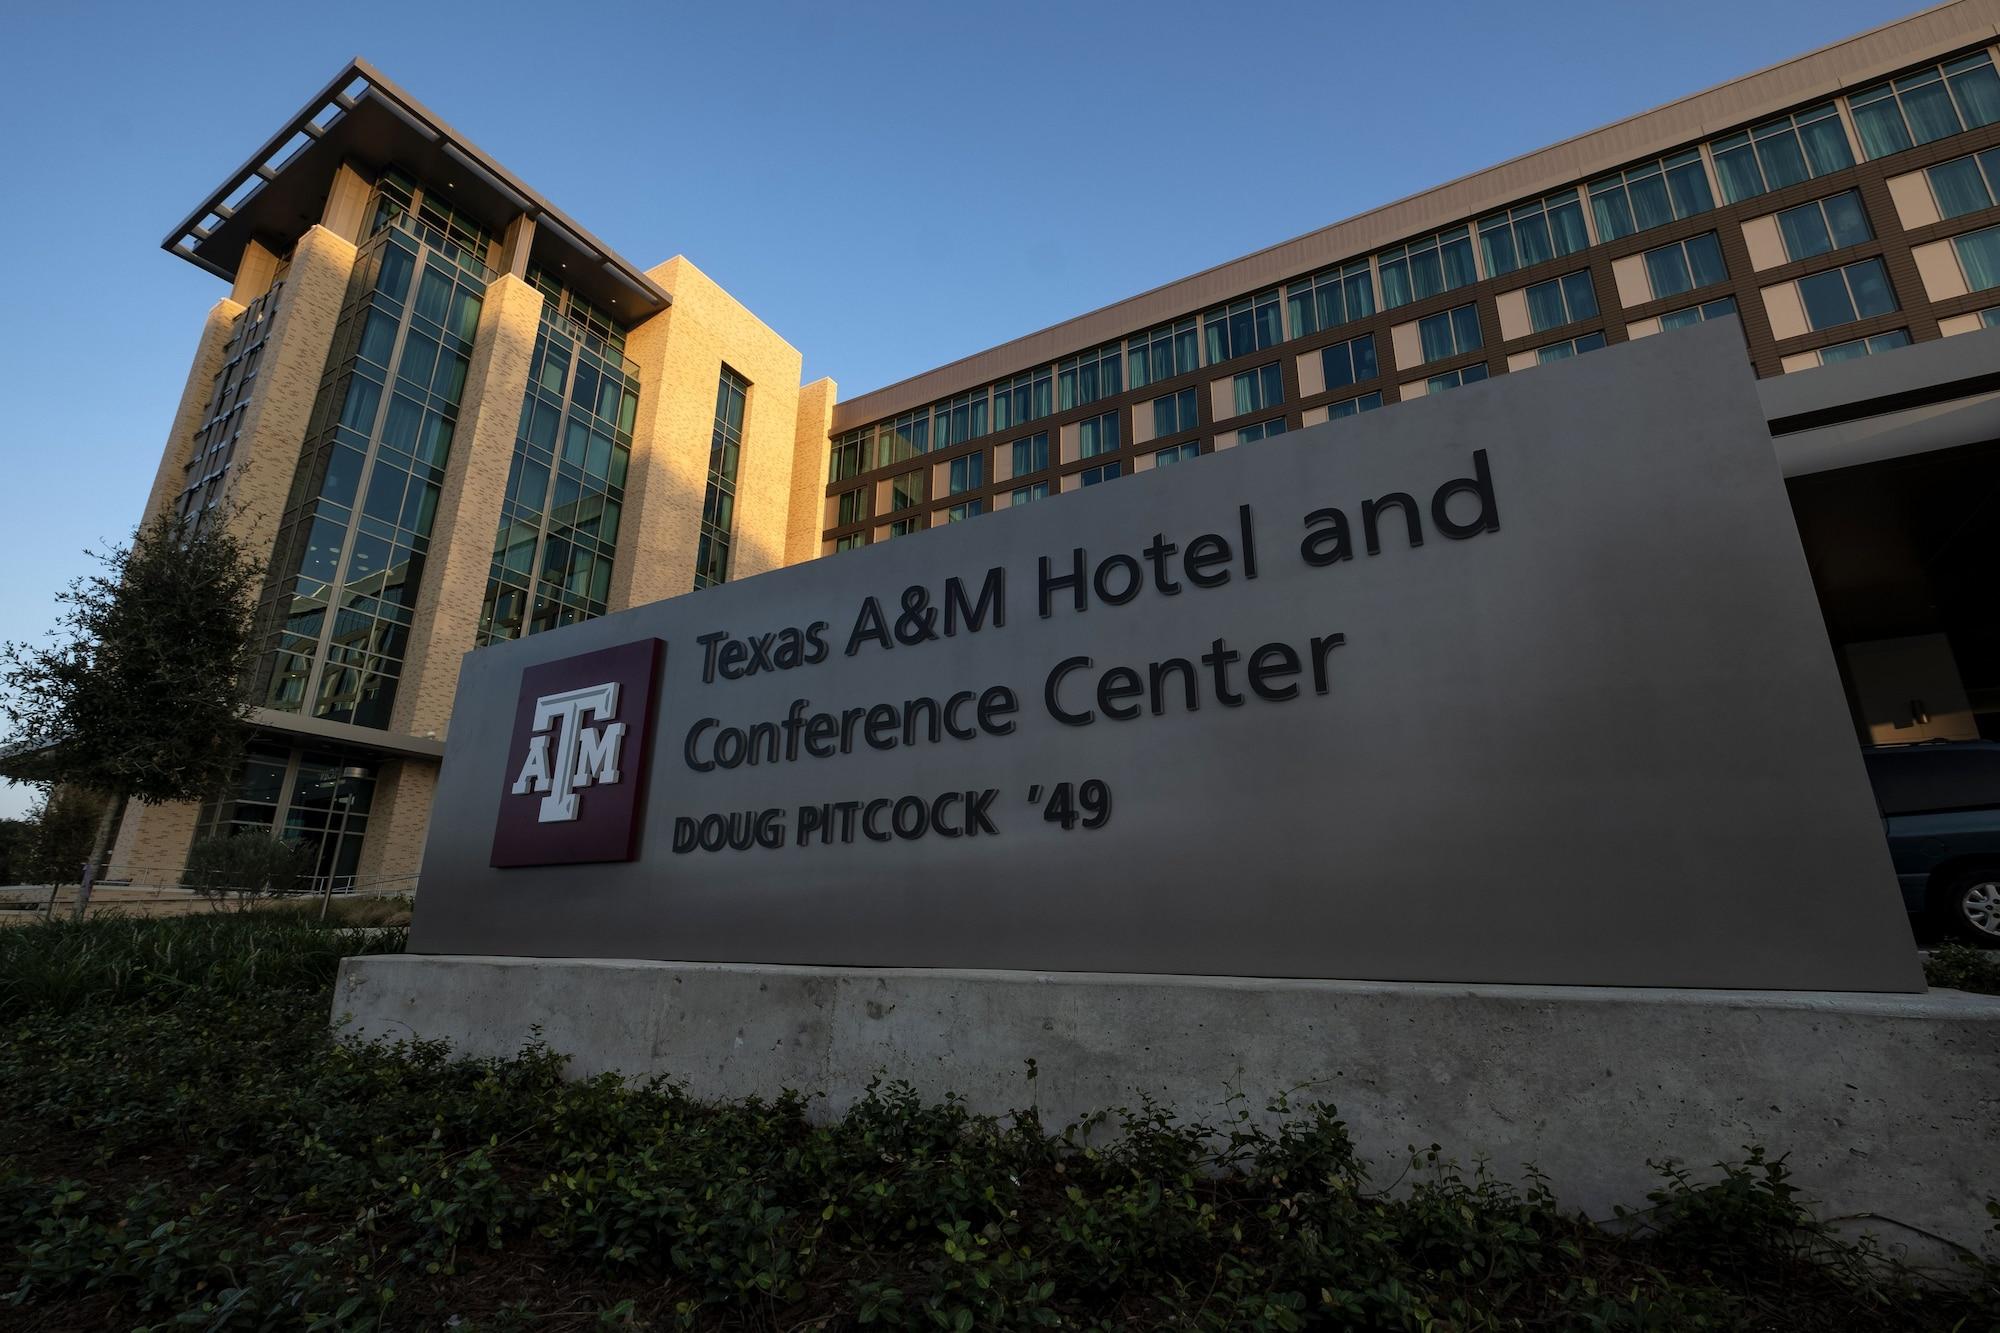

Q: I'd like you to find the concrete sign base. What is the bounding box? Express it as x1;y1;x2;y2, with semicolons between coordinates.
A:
334;953;2000;1258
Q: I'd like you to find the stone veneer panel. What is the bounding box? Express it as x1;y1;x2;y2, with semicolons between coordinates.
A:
786;378;837;567
611;256;806;611
389;274;544;742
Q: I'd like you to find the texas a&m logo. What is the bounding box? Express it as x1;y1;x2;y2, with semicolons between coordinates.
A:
491;639;662;867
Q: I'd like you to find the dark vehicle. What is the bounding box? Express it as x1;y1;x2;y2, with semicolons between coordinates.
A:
1861;741;2000;945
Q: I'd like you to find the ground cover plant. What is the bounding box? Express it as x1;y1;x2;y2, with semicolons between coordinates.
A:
2;913;1994;1330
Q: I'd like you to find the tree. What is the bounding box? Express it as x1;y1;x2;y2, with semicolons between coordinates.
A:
22;787;109;915
0;816;29;886
184;833;316;906
0;512;264;885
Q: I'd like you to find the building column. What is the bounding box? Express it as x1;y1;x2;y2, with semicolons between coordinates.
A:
352;758;437;891
224;223;358;567
786;377;837;566
138;298;246;526
388;273;543;742
103;800;203;888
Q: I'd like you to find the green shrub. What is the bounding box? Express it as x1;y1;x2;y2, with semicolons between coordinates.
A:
1926;940;2000;994
0;914;1993;1331
183;832;318;902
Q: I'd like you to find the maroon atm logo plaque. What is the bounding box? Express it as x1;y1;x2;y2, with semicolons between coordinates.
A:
491;639;663;867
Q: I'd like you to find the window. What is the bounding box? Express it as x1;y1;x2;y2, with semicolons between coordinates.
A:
1127;318;1200;389
993;367;1052;430
1232;362;1283;416
833;533;866;552
1789;330;1912;371
1926;147;2000;219
1319;334;1378;390
1286;260;1376;337
946;499;985;522
887;517;920;538
1426;364;1489;393
1524;271;1598;333
692;366;749;590
886;471;926;512
1478;190;1591;277
1417;303;1483;363
1324;391;1382;420
1796;257;1896;331
830;429;867;482
1077;411;1119;458
1849;53;2000;160
1775;190;1873;262
835;489;868;525
1641;233;1728;300
1154;441;1199;466
1203;290;1283;363
1985;307;2000;329
1588;151;1714;242
1236;418;1288;445
946;452;983;495
1658;296;1739;331
1152;386;1199;437
1535;332;1608;364
1710;103;1854;203
1950;222;2000;292
932;389;989;448
1012;481;1050;505
1011;432;1050;477
875;409;929;468
1379;227;1477;309
1058;343;1123;410
1079;462;1121;486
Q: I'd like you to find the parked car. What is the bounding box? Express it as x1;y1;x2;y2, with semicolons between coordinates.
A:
1861;741;2000;946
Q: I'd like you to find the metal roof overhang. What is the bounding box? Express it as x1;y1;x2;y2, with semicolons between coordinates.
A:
161;58;668;321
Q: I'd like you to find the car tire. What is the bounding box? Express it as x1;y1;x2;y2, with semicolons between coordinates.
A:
1935;868;2000;947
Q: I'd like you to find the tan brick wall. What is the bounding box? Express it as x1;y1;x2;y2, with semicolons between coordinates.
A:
224;224;357;570
352;758;437;890
138;299;245;526
786;378;837;567
611;256;806;610
104;800;202;887
389;274;544;742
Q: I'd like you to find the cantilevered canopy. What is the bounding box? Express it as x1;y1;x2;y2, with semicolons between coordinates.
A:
162;58;668;322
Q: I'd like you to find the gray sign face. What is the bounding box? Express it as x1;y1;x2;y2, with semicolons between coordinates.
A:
414;323;1923;991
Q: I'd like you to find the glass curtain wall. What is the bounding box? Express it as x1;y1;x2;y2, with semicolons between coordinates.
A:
479;271;637;645
256;170;493;728
196;741;378;891
176;275;287;522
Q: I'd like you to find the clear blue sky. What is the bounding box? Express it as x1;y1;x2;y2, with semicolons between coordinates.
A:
0;0;1907;817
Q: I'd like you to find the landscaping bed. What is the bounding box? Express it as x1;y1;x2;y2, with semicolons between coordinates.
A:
1;913;1993;1330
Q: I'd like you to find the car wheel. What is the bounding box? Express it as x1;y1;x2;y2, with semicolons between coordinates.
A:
1937;869;2000;947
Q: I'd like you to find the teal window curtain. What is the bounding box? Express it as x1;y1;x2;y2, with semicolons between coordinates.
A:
1953;226;2000;292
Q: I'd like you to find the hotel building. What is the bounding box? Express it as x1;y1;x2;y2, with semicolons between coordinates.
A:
110;0;2000;887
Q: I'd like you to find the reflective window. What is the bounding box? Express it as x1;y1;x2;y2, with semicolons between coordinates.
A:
1524;271;1598;333
1478;190;1591;277
887;471;926;512
1012;432;1050;477
1926;147;2000;219
992;366;1053;430
1425;364;1489;393
1126;318;1200;390
1951;222;2000;292
1710;103;1854;203
1378;227;1477;309
1796;257;1896;331
1153;441;1200;467
1057;343;1123;411
946;499;985;522
946;451;983;496
691;366;750;590
1011;481;1050;505
1657;296;1739;331
833;533;866;552
835;489;868;526
1231;362;1284;417
932;389;989;449
875;409;930;469
1078;462;1121;487
1286;260;1376;336
1641;233;1728;300
1535;331;1608;364
1849;52;2000;160
1077;411;1120;459
1775;190;1873;262
1152;386;1199;437
1203;290;1284;362
1319;334;1378;390
1417;303;1483;363
1588;150;1713;242
1235;418;1288;445
1324;391;1382;420
830;428;867;482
